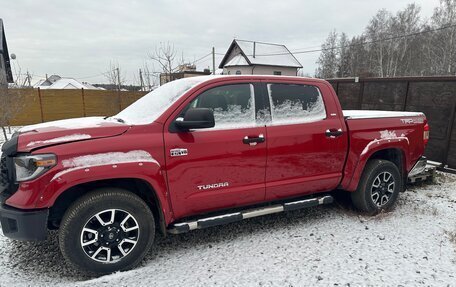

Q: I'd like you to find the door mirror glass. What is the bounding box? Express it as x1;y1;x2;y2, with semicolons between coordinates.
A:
175;108;215;130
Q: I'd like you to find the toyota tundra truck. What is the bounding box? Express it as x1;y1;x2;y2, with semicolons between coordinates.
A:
0;75;429;274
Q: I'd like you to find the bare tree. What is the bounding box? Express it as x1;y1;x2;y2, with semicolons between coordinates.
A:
337;33;351;77
429;0;456;75
142;62;158;91
0;85;26;140
316;2;456;78
103;61;126;90
315;30;339;78
149;42;185;84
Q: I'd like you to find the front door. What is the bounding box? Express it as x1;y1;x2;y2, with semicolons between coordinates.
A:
164;82;267;219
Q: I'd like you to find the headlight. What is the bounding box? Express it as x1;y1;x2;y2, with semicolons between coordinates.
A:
14;154;57;182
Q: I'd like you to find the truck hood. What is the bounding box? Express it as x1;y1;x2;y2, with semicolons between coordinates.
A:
16;117;130;152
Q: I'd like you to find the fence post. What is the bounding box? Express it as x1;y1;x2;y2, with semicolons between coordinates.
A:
81;88;86;117
37;87;44;123
443;98;456;167
358;80;365;109
402;80;410;111
117;90;122;113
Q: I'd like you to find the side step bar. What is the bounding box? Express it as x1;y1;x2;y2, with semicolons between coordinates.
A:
167;195;333;234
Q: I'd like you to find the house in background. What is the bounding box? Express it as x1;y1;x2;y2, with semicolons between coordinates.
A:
0;19;13;87
219;39;302;76
159;63;211;85
34;75;103;90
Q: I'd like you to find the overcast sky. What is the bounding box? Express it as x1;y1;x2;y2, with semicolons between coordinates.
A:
2;0;440;85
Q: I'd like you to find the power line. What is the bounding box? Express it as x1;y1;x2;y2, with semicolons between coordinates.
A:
248;23;456;57
193;52;212;64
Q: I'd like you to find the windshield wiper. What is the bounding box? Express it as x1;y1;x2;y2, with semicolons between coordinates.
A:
104;116;125;123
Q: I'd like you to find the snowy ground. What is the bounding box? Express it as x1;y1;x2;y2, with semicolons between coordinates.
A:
1;128;456;286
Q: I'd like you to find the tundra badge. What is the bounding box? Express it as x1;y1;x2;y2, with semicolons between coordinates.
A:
170;148;188;157
197;182;229;190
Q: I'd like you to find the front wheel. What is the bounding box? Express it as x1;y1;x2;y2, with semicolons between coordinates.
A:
59;188;155;274
351;159;402;214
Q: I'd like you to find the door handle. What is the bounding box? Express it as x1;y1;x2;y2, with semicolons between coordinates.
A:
243;134;265;146
325;129;343;138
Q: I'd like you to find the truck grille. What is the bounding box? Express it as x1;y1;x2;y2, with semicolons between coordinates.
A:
0;156;8;187
0;155;18;201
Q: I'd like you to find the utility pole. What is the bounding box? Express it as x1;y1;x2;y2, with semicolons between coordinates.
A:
139;69;144;91
26;71;32;87
22;71;32;87
116;67;121;91
212;47;216;75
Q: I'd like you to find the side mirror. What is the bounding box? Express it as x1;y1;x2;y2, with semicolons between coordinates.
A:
175;108;215;130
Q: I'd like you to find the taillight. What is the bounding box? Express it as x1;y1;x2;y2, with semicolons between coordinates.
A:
423;122;430;146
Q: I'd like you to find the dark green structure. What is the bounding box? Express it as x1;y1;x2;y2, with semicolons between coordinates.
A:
0;19;13;86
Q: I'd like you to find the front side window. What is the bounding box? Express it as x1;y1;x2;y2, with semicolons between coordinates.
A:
267;83;326;124
186;84;256;129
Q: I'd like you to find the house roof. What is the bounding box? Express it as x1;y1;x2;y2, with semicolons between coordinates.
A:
33;75;101;90
224;54;250;67
0;19;13;83
219;39;302;69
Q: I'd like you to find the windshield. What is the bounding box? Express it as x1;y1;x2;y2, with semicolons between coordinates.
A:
115;76;210;125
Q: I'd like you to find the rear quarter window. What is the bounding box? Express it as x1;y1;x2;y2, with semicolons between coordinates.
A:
267;83;326;125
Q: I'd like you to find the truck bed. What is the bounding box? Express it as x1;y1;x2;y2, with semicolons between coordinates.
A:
340;109;427;191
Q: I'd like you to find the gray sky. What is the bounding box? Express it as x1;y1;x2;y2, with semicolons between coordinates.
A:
2;0;440;85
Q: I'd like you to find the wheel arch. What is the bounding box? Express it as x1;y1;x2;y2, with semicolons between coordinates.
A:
48;178;168;236
345;147;407;192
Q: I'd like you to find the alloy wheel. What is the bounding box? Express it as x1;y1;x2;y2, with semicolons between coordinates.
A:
370;171;395;207
80;209;140;263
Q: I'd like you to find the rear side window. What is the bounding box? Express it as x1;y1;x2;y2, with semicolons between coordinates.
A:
267;83;326;124
187;84;256;129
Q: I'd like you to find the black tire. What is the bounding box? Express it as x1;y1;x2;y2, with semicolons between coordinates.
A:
59;188;155;274
351;159;402;214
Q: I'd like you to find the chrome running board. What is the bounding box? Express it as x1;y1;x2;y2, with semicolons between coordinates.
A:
167;195;333;234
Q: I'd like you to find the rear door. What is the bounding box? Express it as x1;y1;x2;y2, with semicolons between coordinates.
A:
263;81;347;201
164;82;267;219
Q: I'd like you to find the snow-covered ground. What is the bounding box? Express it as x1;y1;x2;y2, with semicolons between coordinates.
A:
1;129;456;286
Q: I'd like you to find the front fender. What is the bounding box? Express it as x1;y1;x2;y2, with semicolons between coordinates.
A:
6;161;173;224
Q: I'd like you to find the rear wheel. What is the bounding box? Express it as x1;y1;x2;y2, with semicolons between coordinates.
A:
351;159;402;214
59;188;155;274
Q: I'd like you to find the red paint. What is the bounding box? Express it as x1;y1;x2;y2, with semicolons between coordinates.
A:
5;76;427;225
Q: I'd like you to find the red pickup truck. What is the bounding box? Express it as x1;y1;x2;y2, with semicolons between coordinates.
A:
0;75;428;273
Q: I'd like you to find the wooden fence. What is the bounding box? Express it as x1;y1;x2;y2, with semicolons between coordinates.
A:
7;77;456;168
9;88;147;126
327;76;456;169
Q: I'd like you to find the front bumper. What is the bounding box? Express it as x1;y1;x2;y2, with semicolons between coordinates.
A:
408;156;427;177
0;204;48;241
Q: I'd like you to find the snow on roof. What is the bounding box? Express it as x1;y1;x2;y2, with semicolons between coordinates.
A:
220;39;302;69
224;54;250;67
33;75;102;90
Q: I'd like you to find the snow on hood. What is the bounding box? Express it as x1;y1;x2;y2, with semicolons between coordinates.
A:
26;134;92;147
18;117;123;133
17;117;129;152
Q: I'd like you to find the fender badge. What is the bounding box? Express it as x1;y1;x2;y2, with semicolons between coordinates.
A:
170;148;188;157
